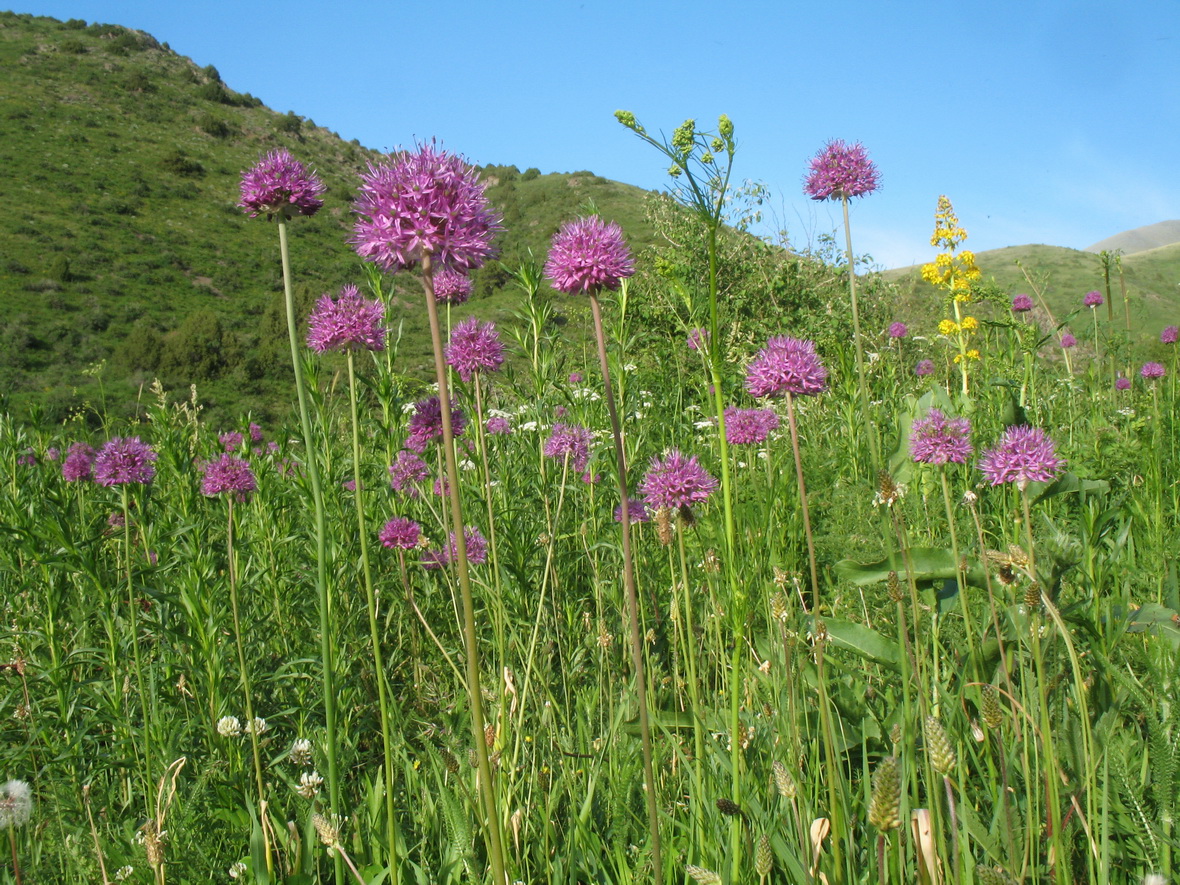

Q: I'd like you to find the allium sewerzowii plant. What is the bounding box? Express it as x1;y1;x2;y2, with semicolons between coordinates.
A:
922;195;983;395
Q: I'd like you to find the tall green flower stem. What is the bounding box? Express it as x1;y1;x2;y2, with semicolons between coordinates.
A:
939;467;980;679
675;520;706;859
276;220;341;882
841;196;880;471
345;351;399;875
419;254;508;885
122;486;155;821
587;291;663;882
225;496;272;877
470;373;507;693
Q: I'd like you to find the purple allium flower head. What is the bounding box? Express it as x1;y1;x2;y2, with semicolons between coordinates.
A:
432;267;473;305
1083;290;1104;308
446;316;504;382
108;511;125;529
746;336;828;398
93;437;157;487
1059;331;1077;349
887;322;908;339
45;447;60;462
352;142;502;274
1141;361;1166;380
687;328;709;352
388;449;430;496
543;423;593;473
16;450;36;467
219;431;243;452
423;526;488;569
379;516;422;550
568;372;582;384
723;407;780;445
306;284;386;353
1011;294;1034;313
803;139;881;201
640;450;719;511
61;442;96;482
1161;325;1179;345
267;441;280;454
915;359;936;377
910;409;973;465
433;476;450;497
238;149;325;220
544;216;635;295
1116;376;1132;391
979;425;1063;487
201;454;257;501
405;396;467;452
614;497;651;524
485;416;511;436
248;422;264;443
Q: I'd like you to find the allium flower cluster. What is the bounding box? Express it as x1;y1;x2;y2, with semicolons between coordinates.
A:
887;322;908;339
445;316;504;382
432;267;473;305
1161;325;1179;345
614;497;651;524
640;450;718;510
201;454;257;501
915;359;936;377
423;526;488;569
544;216;635;294
746;336;828;398
1011;294;1034;313
379;517;422;550
238;149;325;220
388;449;430;496
249;422;264;443
723;407;780;445
803;139;881;201
544;423;593;473
979;425;1062;487
1083;290;1104;308
1116;376;1132;391
219;431;243;452
485;416;512;435
1141;361;1166;380
687;328;708;352
16;450;36;467
352;142;502;273
61;442;95;482
405;397;467;452
910;409;973;465
306;284;386;353
0;780;32;829
93;437;157;487
1059;331;1077;349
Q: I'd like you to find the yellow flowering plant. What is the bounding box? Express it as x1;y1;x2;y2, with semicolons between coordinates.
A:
922;195;982;394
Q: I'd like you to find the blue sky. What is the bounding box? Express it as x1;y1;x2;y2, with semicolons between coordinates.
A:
15;0;1180;268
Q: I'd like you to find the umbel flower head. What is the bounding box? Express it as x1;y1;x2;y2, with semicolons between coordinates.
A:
1161;325;1179;345
1011;294;1034;313
379;516;422;550
1083;290;1104;308
1141;361;1166;380
723;407;780;445
746;336;828;398
446;316;504;382
306;284;386;353
433;267;473;305
544;216;635;294
803;139;881;201
979;425;1062;488
405;397;467;452
201;454;257;501
543;423;593;473
94;437;157;487
352;142;502;274
640;450;718;511
910;409;972;465
388;449;430;496
238;149;325;220
61;442;96;482
423;526;488;569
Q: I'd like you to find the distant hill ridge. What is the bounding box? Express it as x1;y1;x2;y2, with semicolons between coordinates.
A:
1086;220;1180;255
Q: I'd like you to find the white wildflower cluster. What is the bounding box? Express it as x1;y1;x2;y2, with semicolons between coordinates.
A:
228;861;247;879
297;770;324;799
245;717;268;736
115;866;134;881
289;738;313;767
0;779;32;828
216;716;242;738
571;387;601;402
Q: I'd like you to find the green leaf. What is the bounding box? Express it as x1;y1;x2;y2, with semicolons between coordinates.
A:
817;617;900;669
834;547;986;589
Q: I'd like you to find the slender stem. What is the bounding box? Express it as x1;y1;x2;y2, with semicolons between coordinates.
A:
939;467;979;679
123;486;154;820
841;195;879;471
589;292;663;881
419;254;508;885
277;220;341;882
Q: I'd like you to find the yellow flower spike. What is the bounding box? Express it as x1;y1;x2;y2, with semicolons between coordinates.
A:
938;319;958;336
960;316;979;332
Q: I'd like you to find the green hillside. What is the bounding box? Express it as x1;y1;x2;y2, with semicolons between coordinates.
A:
0;11;657;424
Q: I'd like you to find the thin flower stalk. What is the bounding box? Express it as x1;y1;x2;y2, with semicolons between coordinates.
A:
121;486;155;821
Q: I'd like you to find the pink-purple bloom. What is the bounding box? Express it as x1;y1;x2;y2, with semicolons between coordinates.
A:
723;407;780;445
16;450;36;467
568;372;583;384
614;497;651;524
405;396;467;452
544;423;593;473
1011;294;1034;313
423;526;488;569
446;317;504;382
379;517;422;550
1059;331;1077;349
306;284;386;353
94;437;157;487
248;422;264;443
45;447;60;462
352;142;502;274
746;336;828;398
803;139;881;201
544;216;635;295
915;359;936;377
485;416;511;435
238;149;325;220
910;409;972;465
62;442;96;482
979;425;1062;487
388;449;430;496
1116;376;1132;391
1141;361;1166;380
432;267;473;305
201;454;256;501
1161;325;1179;345
1083;290;1104;308
640;450;718;511
888;322;907;339
219;431;243;452
687;328;709;352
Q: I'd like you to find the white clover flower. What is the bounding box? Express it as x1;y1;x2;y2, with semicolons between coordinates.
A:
297;770;324;799
115;866;135;881
460;459;476;471
0;780;32;828
228;861;247;879
245;717;267;736
623;363;637;372
289;738;313;767
217;716;241;738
